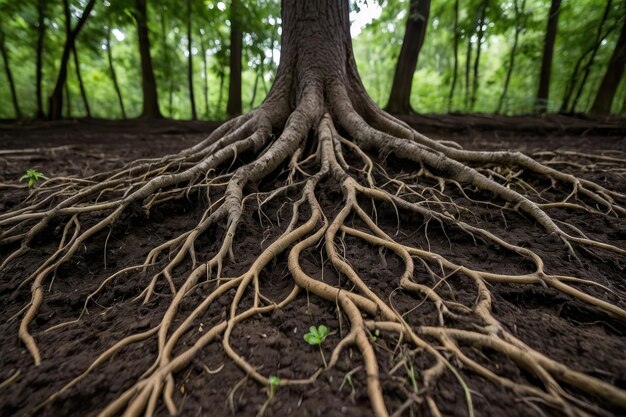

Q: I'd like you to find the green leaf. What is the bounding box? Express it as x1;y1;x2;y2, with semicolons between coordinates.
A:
303;325;329;346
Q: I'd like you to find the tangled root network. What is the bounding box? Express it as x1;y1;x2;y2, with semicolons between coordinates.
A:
1;87;626;417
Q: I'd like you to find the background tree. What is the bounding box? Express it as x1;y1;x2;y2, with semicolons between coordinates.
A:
385;0;430;114
535;0;561;113
134;0;162;118
47;0;96;120
226;0;242;117
590;14;626;114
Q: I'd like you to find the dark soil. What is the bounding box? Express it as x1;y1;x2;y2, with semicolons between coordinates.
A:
0;116;625;417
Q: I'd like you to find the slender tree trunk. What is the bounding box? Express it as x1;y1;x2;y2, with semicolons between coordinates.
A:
590;18;626;115
65;81;72;118
48;0;95;120
385;0;430;114
496;0;524;114
470;0;489;111
570;0;612;113
250;70;260;109
0;31;21;119
218;71;225;115
200;31;209;119
135;0;162;119
106;25;127;119
535;0;561;113
72;45;91;117
35;0;46;119
186;0;197;120
448;0;459;112
464;30;473;110
159;11;173;118
226;0;243;117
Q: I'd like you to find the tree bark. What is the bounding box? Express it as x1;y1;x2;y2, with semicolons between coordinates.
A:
448;0;459;112
35;0;46;119
187;0;197;120
226;0;243;117
570;0;612;113
135;0;162;119
48;0;96;120
496;0;524;114
106;25;127;119
0;31;21;119
590;17;626;115
535;0;561;113
385;0;430;114
72;45;91;117
470;0;489;111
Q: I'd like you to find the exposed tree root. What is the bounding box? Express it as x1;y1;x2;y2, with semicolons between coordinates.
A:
1;91;625;417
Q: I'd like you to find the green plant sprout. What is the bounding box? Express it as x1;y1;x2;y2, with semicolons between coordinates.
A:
304;325;328;367
256;375;281;417
369;328;380;343
267;375;280;399
19;168;46;188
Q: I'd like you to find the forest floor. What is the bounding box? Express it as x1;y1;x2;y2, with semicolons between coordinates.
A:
0;115;625;417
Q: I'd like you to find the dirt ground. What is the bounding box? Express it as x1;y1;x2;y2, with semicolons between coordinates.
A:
0;116;625;417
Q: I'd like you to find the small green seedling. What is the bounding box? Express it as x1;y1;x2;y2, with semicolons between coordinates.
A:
20;168;46;188
267;375;280;399
369;328;381;343
304;325;329;367
303;325;328;345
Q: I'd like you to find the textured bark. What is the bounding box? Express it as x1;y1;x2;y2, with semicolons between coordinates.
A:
226;0;243;117
187;0;197;120
35;0;46;119
496;0;525;114
135;0;162;119
535;0;561;113
48;0;96;120
0;30;21;119
72;45;91;117
385;0;430;114
590;15;626;115
106;25;127;119
448;0;459;112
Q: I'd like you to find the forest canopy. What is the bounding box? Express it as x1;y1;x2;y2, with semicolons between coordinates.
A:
0;0;625;119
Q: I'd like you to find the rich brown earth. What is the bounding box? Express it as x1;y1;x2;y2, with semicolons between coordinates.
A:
0;116;625;417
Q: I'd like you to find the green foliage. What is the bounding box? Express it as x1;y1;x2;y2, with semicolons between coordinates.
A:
1;0;625;119
303;325;328;346
19;168;45;188
267;375;280;399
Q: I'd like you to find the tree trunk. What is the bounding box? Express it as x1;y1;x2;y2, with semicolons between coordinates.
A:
200;31;210;119
65;81;72;118
448;0;459;112
590;18;626;115
217;70;225;115
570;0;612;113
385;0;430;114
48;0;96;120
106;25;127;119
0;31;21;119
35;0;46;119
187;0;197;120
535;0;561;113
470;0;489;111
72;45;91;117
496;0;524;114
464;29;473;110
226;0;243;117
159;11;173;118
135;0;162;119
